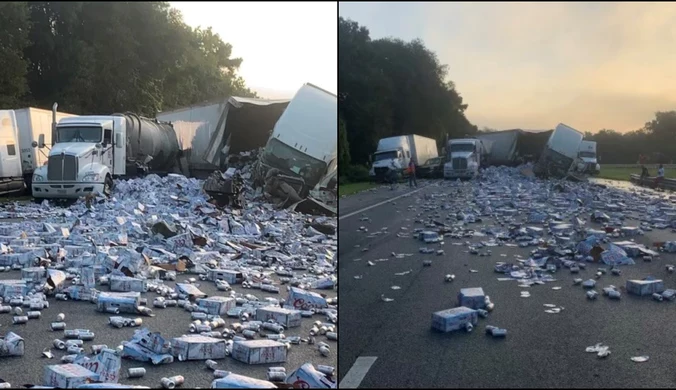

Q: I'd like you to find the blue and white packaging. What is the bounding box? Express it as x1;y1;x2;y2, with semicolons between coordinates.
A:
231;340;287;364
43;364;98;388
255;306;302;328
110;276;148;293
285;363;336;388
431;307;478;332
211;373;277;389
626;279;665;296
197;296;236;316
458;287;486;309
285;287;327;311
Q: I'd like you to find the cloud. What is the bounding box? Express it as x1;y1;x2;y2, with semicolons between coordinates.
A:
339;2;676;132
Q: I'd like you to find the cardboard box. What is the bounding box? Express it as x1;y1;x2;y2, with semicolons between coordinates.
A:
175;283;207;300
197;296;236;316
21;267;46;283
0;253;23;266
43;364;98;388
73;348;121;383
626;279;665;296
431;307;478;332
458;288;486;310
285;363;337;388
0;331;24;356
285;287;327;311
80;267;96;289
231;340;287;364
207;269;244;284
96;292;140;314
171;335;227;361
109;276;148;293
0;280;29;299
255;306;302;328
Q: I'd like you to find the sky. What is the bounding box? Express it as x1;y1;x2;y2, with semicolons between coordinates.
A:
339;2;676;133
171;1;337;100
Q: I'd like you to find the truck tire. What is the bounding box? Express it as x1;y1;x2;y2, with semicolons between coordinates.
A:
23;174;32;196
103;175;114;197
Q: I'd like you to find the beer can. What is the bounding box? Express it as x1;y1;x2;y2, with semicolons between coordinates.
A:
91;344;108;354
168;376;184;386
309;326;319;336
160;377;176;389
53;339;66;350
51;322;66;331
67;346;84;354
326;332;338;341
131;318;143;327
205;359;218;370
66;339;84;347
196;324;212;333
109;318;125;328
242;329;257;339
213;370;231;378
491;328;507;337
79;332;95;341
316;365;335;375
29;301;44;310
318;345;330;356
653;293;664;302
165;300;177;307
191;312;207;320
13;307;22;316
64;330;80;339
128;367;146;378
12;316;28;324
27;311;41;319
608;290;621;299
287;336;301;344
105;306;120;314
56;313;65;321
267;371;286;382
55;294;68;301
61;354;77;363
0;305;10;313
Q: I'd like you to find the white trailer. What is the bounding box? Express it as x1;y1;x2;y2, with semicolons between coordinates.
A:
0;110;24;195
14;107;77;187
407;135;438;166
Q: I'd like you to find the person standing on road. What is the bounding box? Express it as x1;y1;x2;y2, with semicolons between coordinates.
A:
388;160;398;190
655;164;665;189
408;158;417;188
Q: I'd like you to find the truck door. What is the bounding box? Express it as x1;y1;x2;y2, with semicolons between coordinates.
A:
103;128;114;167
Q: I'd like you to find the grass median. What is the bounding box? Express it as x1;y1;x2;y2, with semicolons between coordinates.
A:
597;166;676;181
339;182;379;197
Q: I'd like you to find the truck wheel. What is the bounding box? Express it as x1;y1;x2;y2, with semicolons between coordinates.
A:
103;175;113;197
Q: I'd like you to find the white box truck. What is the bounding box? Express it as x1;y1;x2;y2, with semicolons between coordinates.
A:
443;138;492;179
369;134;437;181
533;123;584;179
0;110;25;196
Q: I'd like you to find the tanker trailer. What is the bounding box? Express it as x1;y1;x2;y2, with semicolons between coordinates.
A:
31;105;180;199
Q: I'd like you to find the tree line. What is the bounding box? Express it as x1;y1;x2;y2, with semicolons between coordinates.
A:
0;2;256;117
338;17;477;173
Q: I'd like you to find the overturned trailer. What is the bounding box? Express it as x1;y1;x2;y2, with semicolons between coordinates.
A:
156;97;290;176
477;129;552;167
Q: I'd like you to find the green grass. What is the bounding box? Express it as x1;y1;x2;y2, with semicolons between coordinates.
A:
339;182;378;197
597;167;676;181
0;195;31;203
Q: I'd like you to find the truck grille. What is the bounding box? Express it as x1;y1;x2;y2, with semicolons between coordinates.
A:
47;155;78;181
452;158;468;170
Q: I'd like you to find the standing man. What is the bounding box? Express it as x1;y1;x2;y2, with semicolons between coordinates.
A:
408;158;417;188
655;164;665;189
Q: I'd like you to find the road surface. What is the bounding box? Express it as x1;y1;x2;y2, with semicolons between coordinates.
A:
339;178;676;388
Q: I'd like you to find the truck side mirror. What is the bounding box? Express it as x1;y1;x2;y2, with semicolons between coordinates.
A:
115;133;122;148
37;134;45;149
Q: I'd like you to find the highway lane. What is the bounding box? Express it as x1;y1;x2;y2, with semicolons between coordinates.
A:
339;179;676;388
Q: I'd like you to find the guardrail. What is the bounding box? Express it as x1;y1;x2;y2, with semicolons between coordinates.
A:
629;174;676;190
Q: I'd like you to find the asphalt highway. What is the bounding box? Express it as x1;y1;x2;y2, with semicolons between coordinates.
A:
339;179;676;388
0;274;337;388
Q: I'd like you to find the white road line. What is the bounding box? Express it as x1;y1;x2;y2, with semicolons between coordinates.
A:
339;356;378;388
339;185;428;220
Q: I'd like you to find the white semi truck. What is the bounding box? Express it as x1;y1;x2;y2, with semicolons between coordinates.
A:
32;108;181;199
574;140;600;175
443;138;492;179
0;110;24;196
369;134;437;182
255;83;337;198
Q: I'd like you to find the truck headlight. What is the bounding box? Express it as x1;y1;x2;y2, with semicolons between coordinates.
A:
82;173;100;182
33;174;44;182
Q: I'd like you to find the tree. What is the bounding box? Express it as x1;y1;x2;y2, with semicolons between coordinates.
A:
0;2;31;107
338;115;351;166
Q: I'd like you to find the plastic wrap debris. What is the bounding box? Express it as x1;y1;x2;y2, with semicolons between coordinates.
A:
121;328;173;365
175;283;207;300
285;363;336;388
231;339;287;364
171;335;227;361
600;244;634;266
211;373;277;389
203;171;244;208
0;332;25;356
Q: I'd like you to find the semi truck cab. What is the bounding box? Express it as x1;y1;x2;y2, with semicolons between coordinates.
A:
32;116;126;199
444;139;483;179
575;140;600;175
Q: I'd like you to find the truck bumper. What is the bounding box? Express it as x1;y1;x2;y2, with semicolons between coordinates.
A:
32;182;105;199
444;170;476;179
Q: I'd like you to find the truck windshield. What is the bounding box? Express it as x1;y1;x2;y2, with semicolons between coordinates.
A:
579;151;596;158
373;151;398;162
57;126;102;143
261;138;327;187
450;143;475;153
